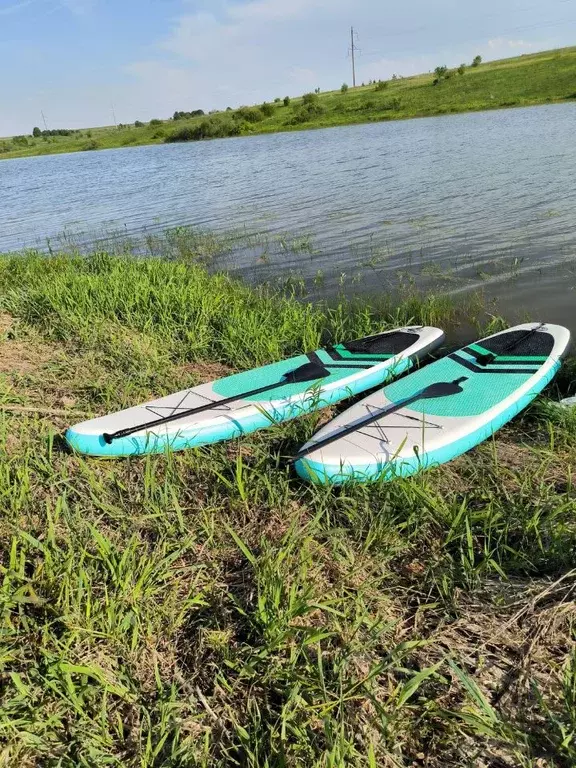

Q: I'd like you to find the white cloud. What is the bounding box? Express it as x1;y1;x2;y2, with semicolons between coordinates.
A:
226;0;328;24
359;54;440;82
288;67;319;88
123;60;201;113
487;37;536;51
159;12;238;62
159;0;341;61
59;0;95;14
122;0;346;115
0;0;38;16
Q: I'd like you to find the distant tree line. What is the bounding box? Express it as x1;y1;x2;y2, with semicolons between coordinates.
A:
32;127;78;137
173;110;205;120
432;55;482;85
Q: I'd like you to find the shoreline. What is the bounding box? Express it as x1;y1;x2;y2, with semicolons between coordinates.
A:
3;45;576;162
1;97;573;165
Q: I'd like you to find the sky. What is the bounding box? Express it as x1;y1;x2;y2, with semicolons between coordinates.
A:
1;0;575;135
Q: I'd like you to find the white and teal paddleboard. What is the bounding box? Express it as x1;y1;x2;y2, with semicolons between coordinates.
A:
66;326;444;457
295;323;571;485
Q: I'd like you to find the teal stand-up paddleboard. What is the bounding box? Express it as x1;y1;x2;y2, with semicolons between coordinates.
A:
66;326;444;457
295;323;571;485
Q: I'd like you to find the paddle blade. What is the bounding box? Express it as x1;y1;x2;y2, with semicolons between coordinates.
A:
282;361;331;384
420;377;467;399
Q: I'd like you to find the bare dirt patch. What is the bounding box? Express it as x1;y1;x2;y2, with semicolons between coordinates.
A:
0;312;13;336
0;339;58;376
176;359;234;384
0;314;60;377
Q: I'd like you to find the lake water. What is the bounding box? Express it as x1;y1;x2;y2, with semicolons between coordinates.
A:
2;103;576;326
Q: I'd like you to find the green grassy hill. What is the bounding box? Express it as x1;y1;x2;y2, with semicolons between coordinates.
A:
3;46;576;161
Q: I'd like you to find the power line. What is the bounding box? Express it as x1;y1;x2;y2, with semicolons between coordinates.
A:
349;26;361;87
351;26;356;87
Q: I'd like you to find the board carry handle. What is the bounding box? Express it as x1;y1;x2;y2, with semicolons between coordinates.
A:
102;361;331;444
291;377;467;463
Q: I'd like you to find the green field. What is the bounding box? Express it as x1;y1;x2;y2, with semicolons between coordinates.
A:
1;244;575;766
3;46;576;161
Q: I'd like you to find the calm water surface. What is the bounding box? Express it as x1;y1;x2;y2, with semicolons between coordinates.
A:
2;103;576;325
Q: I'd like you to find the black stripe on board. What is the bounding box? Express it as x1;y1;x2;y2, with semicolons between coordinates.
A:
323;346;393;364
449;353;540;376
306;351;376;370
462;347;545;365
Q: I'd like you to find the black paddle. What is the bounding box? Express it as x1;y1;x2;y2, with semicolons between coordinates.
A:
103;360;331;444
291;376;468;463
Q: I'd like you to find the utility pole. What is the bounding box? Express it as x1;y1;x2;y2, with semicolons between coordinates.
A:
111;102;117;127
41;110;48;130
350;26;356;87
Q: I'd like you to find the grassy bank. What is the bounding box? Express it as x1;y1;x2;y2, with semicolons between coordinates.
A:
0;250;575;766
3;46;576;161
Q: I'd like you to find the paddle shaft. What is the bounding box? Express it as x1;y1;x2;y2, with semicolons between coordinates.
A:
102;329;428;444
292;377;467;463
292;399;416;463
104;379;303;443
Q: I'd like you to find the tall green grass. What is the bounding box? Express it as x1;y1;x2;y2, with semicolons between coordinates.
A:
0;250;575;766
0;251;456;370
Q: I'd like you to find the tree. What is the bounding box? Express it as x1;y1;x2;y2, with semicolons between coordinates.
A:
260;102;275;117
283;96;290;107
289;101;325;125
173;109;204;121
374;80;388;91
341;82;349;93
234;106;264;123
149;118;162;126
314;87;321;94
32;126;41;137
472;55;482;67
458;63;466;75
302;92;319;105
434;66;448;85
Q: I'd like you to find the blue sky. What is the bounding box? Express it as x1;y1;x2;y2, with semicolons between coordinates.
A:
1;0;575;135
